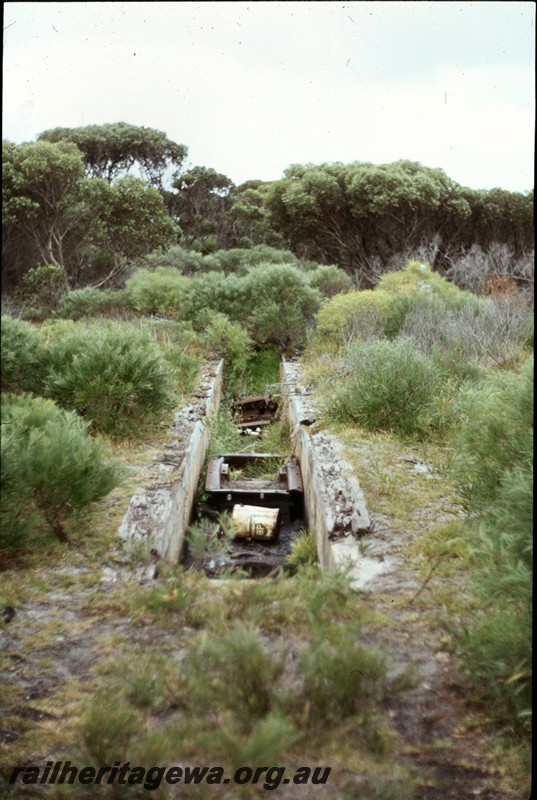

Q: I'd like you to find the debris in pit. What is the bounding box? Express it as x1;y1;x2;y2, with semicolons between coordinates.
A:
234;392;280;436
185;453;305;578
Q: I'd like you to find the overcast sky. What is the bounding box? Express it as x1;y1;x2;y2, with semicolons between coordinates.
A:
3;1;535;192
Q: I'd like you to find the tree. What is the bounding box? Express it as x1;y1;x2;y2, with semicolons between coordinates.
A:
82;176;179;286
2;140;180;290
38;122;188;189
2;139;86;275
267;160;474;286
225;181;284;248
168;166;234;253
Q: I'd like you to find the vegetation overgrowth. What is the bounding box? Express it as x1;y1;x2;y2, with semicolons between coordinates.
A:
1;120;533;796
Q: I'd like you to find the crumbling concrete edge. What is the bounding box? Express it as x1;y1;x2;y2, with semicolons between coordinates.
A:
118;359;224;563
281;358;370;573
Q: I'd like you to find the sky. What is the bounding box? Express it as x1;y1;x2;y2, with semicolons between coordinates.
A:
2;1;535;192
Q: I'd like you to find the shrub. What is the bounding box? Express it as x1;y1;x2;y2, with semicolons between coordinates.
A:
202;312;253;379
1;394;122;544
0;316;44;393
181;272;248;326
316;289;391;341
300;624;386;723
17;263;69;312
332;339;441;438
306;263;353;298
125;266;189;315
188;622;285;724
286;530;318;573
242;263;321;349
317;262;482;345
43;323;175;435
452;359;533;514
54;287;130;320
451;359;533;732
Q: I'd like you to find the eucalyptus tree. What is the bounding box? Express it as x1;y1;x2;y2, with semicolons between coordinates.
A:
38;122;188;189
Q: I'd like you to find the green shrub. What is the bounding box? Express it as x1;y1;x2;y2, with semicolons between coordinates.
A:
0;394;122;545
453;359;533;514
450;358;533;733
332;339;441;438
300;624;386;723
43;323;175;435
125;266;189;315
0;316;44;393
202;312;253;379
188;622;285;724
316;262;481;344
242;263;321;348
286;530;318;573
316;289;392;341
306;263;353;298
17;263;69;311
54;287;130;320
181;272;248;326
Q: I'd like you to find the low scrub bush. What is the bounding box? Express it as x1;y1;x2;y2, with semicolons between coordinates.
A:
306;263;353;298
332;339;441;438
452;359;533;514
187;622;285;724
242;263;321;349
316;261;482;344
300;624;386;724
125;266;189;315
202;312;253;382
0;316;44;393
1;394;122;546
54;287;130;320
286;530;318;573
450;358;533;733
181;272;248;326
43;323;175;435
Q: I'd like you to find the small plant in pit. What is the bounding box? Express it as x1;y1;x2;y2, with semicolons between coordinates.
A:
285;530;318;573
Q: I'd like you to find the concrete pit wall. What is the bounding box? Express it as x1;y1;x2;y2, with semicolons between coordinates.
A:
281;359;371;573
118;360;224;562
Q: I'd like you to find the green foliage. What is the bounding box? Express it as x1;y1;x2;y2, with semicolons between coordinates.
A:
0;316;44;393
80;694;142;765
316;262;482;345
54;287;130;320
316;288;392;341
300;624;387;723
306;263;353;297
202;312;253;380
1;394;122;545
450;358;533;733
332;339;441;438
125;266;189;315
188;622;285;724
43;323;176;435
181;271;247;325
453;360;533;514
286;530;318;573
17;264;69;312
242;263;321;348
38;122;188;187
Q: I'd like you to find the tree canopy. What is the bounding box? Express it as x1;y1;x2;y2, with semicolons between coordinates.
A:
38;122;187;188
